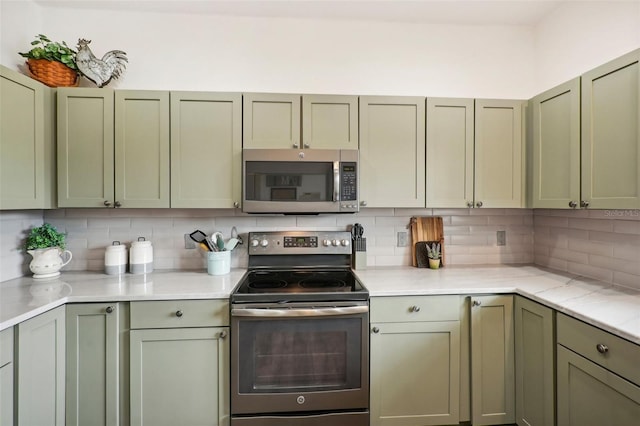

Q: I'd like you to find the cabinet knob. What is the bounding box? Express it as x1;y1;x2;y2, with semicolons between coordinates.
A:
293;143;299;149
596;343;609;354
409;305;421;313
233;201;239;208
360;201;367;207
466;201;473;208
476;201;483;208
104;200;112;207
175;310;183;317
304;143;310;149
219;330;228;339
105;305;114;314
371;327;380;334
568;200;578;208
114;201;122;208
581;200;590;208
472;300;482;307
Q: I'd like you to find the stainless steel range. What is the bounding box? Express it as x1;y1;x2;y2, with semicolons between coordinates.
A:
230;231;369;426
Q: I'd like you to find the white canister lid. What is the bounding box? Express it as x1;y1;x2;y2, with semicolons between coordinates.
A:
131;237;152;248
106;241;127;253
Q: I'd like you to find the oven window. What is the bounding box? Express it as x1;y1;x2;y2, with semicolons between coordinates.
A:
245;161;333;202
237;317;363;393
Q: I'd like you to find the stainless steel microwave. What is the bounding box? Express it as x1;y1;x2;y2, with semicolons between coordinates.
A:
242;149;359;214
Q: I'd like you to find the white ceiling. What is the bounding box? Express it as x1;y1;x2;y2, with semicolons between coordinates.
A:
32;0;568;26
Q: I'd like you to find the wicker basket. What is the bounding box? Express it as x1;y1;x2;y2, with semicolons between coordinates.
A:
26;58;78;87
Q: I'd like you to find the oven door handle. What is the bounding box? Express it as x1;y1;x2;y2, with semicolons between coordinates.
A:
231;305;368;317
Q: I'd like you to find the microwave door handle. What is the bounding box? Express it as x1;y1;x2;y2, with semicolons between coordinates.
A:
333;161;340;202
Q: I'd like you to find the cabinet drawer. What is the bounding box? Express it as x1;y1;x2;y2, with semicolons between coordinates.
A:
557;313;640;386
130;299;229;329
0;327;13;366
371;295;460;322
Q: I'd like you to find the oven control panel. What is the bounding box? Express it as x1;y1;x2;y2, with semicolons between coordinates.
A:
249;231;352;255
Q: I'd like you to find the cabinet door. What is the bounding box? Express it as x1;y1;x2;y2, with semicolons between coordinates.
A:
0;327;13;426
370;321;460;426
115;90;170;208
359;96;426;208
57;88;115;208
17;306;65;426
470;295;515;425
243;93;301;149
130;327;229;426
170;92;242;208
581;49;640;209
532;78;581;209
474;99;524;208
557;345;640;426
0;65;55;209
302;94;358;149
66;303;120;426
514;297;555;426
426;98;474;208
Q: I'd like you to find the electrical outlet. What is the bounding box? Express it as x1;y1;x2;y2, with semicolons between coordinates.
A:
184;233;196;249
397;231;408;247
497;230;506;246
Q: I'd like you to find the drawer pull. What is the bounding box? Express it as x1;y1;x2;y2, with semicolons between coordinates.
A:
175;310;183;318
105;306;114;314
472;300;482;307
596;343;609;354
409;305;421;313
371;327;380;334
219;330;227;339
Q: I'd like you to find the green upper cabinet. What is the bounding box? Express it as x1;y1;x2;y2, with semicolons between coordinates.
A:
531;78;581;209
359;96;426;208
57;88;115;208
0;66;56;209
302;94;358;149
243;93;301;149
426;98;474;208
426;98;524;208
474;99;525;208
58;89;170;208
170;91;242;208
581;49;640;209
243;92;358;150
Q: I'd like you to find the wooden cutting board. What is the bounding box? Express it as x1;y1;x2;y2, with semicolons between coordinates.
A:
410;216;445;267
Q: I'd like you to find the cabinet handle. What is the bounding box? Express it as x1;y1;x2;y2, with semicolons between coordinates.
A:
104;200;112;207
596;343;609;354
466;201;473;208
476;201;483;208
581;200;590;208
175;310;183;317
371;327;380;334
105;305;114;314
409;305;421;313
219;330;228;339
114;201;122;208
568;201;578;208
472;300;482;307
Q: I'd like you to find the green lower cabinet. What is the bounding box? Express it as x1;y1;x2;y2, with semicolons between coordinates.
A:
557;345;640;425
17;305;66;426
66;303;125;426
470;295;515;425
0;327;14;426
130;327;229;426
514;297;555;426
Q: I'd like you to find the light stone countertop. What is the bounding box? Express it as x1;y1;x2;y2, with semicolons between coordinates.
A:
1;265;639;345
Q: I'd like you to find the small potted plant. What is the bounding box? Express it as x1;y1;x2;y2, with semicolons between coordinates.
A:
426;242;441;269
19;34;79;87
24;223;72;279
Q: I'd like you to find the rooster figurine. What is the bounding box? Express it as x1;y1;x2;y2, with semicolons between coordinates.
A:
75;39;128;88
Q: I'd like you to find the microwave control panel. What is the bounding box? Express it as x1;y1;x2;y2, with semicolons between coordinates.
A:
340;162;357;202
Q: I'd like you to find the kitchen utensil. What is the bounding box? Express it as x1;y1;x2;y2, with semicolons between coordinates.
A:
226;238;240;251
212;232;225;251
409;217;444;267
230;226;243;246
190;230;213;251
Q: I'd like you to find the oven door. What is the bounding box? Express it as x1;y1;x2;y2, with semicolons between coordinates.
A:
230;303;369;415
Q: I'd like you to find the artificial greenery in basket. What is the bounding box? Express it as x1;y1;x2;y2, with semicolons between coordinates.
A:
24;223;67;250
19;34;79;87
19;34;78;70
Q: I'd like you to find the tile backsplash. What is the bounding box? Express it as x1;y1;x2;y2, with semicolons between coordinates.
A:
3;207;638;291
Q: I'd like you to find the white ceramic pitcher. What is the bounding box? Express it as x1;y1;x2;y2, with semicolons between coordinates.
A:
27;247;72;279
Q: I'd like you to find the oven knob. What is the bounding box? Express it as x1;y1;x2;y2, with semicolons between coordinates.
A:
323;239;331;247
250;239;259;247
332;239;340;246
341;239;350;247
260;239;269;247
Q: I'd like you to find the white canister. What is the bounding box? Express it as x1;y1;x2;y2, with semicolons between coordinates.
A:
130;237;153;274
105;241;128;275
